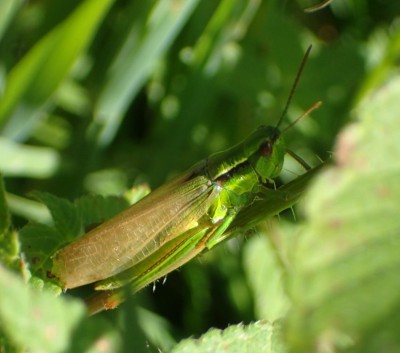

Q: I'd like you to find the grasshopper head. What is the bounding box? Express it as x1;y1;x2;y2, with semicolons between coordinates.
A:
244;125;285;183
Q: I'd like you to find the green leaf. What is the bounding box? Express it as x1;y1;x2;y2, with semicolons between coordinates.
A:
0;0;115;139
0;174;10;237
243;231;289;321
19;192;80;282
20;222;63;275
286;76;400;352
0;265;85;353
5;192;51;224
0;138;59;178
355;24;400;104
0;175;20;272
32;192;81;241
171;321;285;353
75;194;129;229
92;0;200;146
0;0;23;43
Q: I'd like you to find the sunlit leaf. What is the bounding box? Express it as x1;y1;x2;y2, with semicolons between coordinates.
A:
286;76;400;352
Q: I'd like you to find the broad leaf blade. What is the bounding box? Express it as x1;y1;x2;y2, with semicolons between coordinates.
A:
286;77;400;352
243;230;290;321
32;192;81;240
75;194;129;228
171;321;284;353
0;265;85;353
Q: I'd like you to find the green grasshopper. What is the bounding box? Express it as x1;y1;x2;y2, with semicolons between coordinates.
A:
52;45;321;314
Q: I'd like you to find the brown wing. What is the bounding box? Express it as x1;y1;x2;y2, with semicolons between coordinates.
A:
52;163;219;289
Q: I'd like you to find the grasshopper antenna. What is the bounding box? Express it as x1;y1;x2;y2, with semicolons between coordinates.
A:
276;45;312;129
282;100;322;134
282;101;322;171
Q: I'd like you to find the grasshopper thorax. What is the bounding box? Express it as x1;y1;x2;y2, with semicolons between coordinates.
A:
244;125;285;183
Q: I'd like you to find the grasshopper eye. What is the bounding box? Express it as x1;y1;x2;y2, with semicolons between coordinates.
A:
259;141;273;157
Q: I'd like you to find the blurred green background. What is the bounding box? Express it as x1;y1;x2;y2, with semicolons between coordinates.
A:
1;0;400;352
